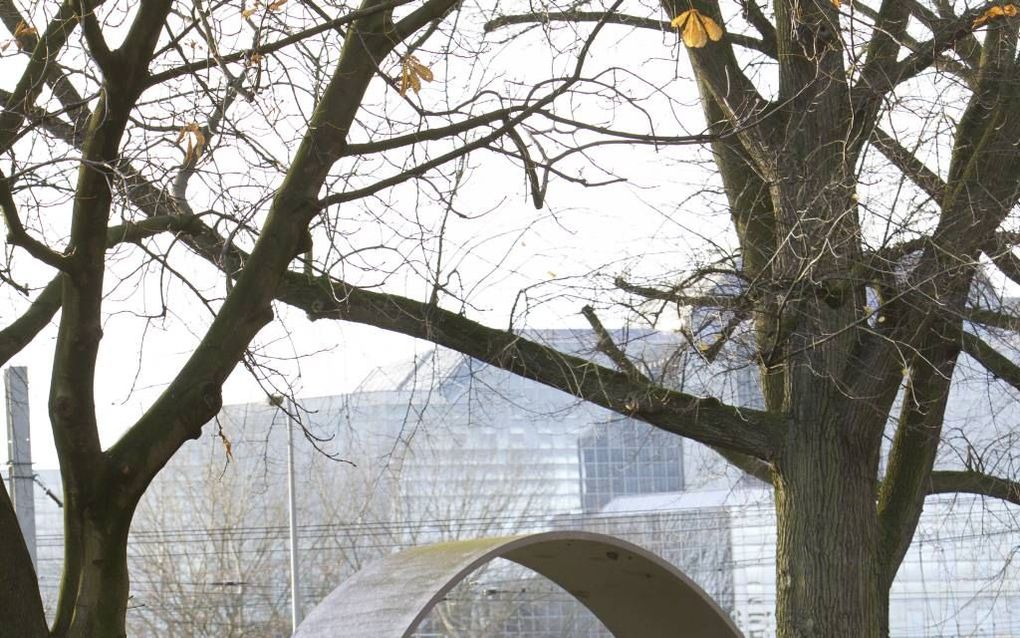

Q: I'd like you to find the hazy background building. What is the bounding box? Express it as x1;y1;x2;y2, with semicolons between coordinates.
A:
7;327;1020;636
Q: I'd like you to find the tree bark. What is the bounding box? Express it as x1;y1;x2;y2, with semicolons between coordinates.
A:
0;479;47;638
52;500;134;638
774;424;884;637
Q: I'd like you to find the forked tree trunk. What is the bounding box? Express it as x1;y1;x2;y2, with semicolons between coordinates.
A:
773;421;885;637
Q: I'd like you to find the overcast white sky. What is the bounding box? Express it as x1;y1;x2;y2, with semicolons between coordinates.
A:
0;3;744;469
4;1;965;471
3;163;718;468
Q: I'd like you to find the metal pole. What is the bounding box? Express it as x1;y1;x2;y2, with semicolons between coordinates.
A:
5;366;36;571
286;401;302;631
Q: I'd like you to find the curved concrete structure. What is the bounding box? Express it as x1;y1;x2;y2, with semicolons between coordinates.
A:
293;530;743;637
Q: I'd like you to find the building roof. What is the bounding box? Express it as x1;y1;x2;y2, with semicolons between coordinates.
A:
599;487;772;514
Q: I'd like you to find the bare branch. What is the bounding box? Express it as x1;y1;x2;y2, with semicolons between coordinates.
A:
614;276;746;309
78;2;114;71
343;107;521;156
913;0;982;69
983;236;1020;289
928;469;1020;506
869;127;945;202
960;331;1020;394
0;278;61;366
0;170;70;270
277;275;782;459
485;10;669;34
484;9;772;56
856;2;998;105
965;308;1020;333
877;344;955;586
108;0;425;498
0;0;83;154
320;4;624;210
736;0;776;53
144;0;416;86
581;304;647;382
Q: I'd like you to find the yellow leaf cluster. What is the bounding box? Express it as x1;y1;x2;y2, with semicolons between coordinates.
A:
671;9;724;48
973;4;1018;28
399;55;434;96
176;123;206;165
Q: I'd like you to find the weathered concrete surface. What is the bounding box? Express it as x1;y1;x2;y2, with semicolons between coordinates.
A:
293;530;743;637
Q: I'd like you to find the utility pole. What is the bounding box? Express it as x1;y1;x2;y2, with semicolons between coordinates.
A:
271;394;302;632
286;399;302;631
5;366;36;571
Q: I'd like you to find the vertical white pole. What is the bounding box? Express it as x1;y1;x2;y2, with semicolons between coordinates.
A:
5;366;36;571
287;401;302;632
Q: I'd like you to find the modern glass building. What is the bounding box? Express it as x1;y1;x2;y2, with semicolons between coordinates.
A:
11;327;1020;636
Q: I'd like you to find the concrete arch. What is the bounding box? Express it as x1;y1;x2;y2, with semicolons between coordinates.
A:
293;530;743;637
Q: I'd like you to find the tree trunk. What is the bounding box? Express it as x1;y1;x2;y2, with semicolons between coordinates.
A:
53;507;133;638
0;480;47;638
774;423;884;637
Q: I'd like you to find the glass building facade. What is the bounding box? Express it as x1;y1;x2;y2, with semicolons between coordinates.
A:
578;419;685;513
10;327;1020;636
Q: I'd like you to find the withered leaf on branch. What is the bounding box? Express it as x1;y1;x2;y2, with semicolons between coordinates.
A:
670;9;724;48
399;55;435;96
973;4;1018;28
175;122;206;165
216;425;234;462
1;19;38;52
13;20;37;41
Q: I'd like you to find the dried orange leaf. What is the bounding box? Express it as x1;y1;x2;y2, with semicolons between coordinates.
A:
267;0;286;11
13;20;37;39
671;9;724;48
399;68;411;96
701;14;724;42
973;4;1017;28
411;61;434;82
176;123;206;165
682;15;707;48
217;426;234;462
831;0;841;8
978;6;1005;26
398;55;434;96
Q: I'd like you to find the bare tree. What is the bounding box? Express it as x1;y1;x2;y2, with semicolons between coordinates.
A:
0;0;556;633
3;1;1020;637
125;396;566;637
128;454;293;637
